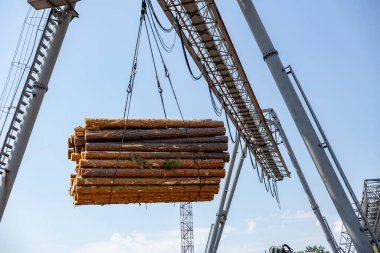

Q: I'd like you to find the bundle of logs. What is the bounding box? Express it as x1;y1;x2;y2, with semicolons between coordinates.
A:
68;118;229;205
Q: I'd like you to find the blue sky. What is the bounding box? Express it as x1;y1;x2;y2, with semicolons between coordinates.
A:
0;1;379;252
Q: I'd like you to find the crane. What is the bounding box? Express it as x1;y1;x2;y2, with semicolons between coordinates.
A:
0;1;378;253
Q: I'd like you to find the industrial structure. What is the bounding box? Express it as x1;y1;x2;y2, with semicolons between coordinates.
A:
0;1;378;253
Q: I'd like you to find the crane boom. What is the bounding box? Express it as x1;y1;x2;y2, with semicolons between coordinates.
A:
0;5;76;221
157;0;290;181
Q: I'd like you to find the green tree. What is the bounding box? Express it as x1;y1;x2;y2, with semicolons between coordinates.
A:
296;245;329;253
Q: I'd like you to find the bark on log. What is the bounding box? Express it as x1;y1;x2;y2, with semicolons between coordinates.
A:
74;126;85;137
74;185;219;194
85;118;224;129
75;177;220;186
70;153;81;162
85;127;226;142
68;148;74;159
74;195;213;205
74;146;84;153
85;142;228;152
68;136;74;148
74;136;228;146
81;151;229;162
79;168;225;178
74;193;214;201
74;136;85;146
79;159;225;169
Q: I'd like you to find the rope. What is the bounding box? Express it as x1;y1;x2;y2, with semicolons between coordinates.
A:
145;11;184;119
143;13;167;118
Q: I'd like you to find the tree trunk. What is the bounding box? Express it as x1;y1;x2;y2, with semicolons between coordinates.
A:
85;142;228;152
85;127;226;142
75;177;220;186
79;168;225;178
79;159;225;169
74;195;214;205
74;185;219;194
85;118;224;129
81;151;229;162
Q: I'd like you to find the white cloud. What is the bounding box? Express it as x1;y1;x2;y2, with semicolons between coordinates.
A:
295;210;314;220
247;219;256;232
333;219;343;234
70;227;220;253
277;209;314;222
71;231;179;253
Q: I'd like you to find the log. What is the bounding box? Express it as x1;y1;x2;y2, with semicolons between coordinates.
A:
79;159;225;169
85;127;226;142
74;146;84;153
79;168;226;178
85;142;228;152
74;126;85;137
74;136;228;146
85;118;224;129
68;136;74;148
74;192;214;201
70;153;81;162
81;151;229;162
74;136;85;146
74;185;219;194
75;177;220;186
68;148;74;159
74;195;213;205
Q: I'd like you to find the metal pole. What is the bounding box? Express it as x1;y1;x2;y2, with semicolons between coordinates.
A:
266;109;339;253
236;1;373;251
207;132;240;253
286;66;380;250
212;143;247;253
0;6;75;221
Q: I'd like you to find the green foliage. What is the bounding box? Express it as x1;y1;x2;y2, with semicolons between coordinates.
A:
163;159;180;170
295;245;329;253
130;153;147;168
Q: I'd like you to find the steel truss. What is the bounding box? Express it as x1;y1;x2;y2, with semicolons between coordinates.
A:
340;179;380;252
157;0;290;181
0;5;76;221
180;202;195;253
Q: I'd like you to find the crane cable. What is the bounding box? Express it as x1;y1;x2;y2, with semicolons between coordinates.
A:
145;9;184;120
109;0;147;204
0;9;47;138
146;0;176;53
143;6;167;119
146;0;174;33
175;17;203;81
123;4;145;119
172;5;281;203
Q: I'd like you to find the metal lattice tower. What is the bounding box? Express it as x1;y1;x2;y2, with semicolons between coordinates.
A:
362;179;380;240
180;202;194;253
340;179;380;252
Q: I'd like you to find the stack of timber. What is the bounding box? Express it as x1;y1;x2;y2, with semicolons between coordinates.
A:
68;118;229;205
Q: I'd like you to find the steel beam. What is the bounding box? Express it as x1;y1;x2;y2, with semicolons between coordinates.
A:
0;6;75;221
264;109;339;253
236;0;373;251
206;132;240;253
